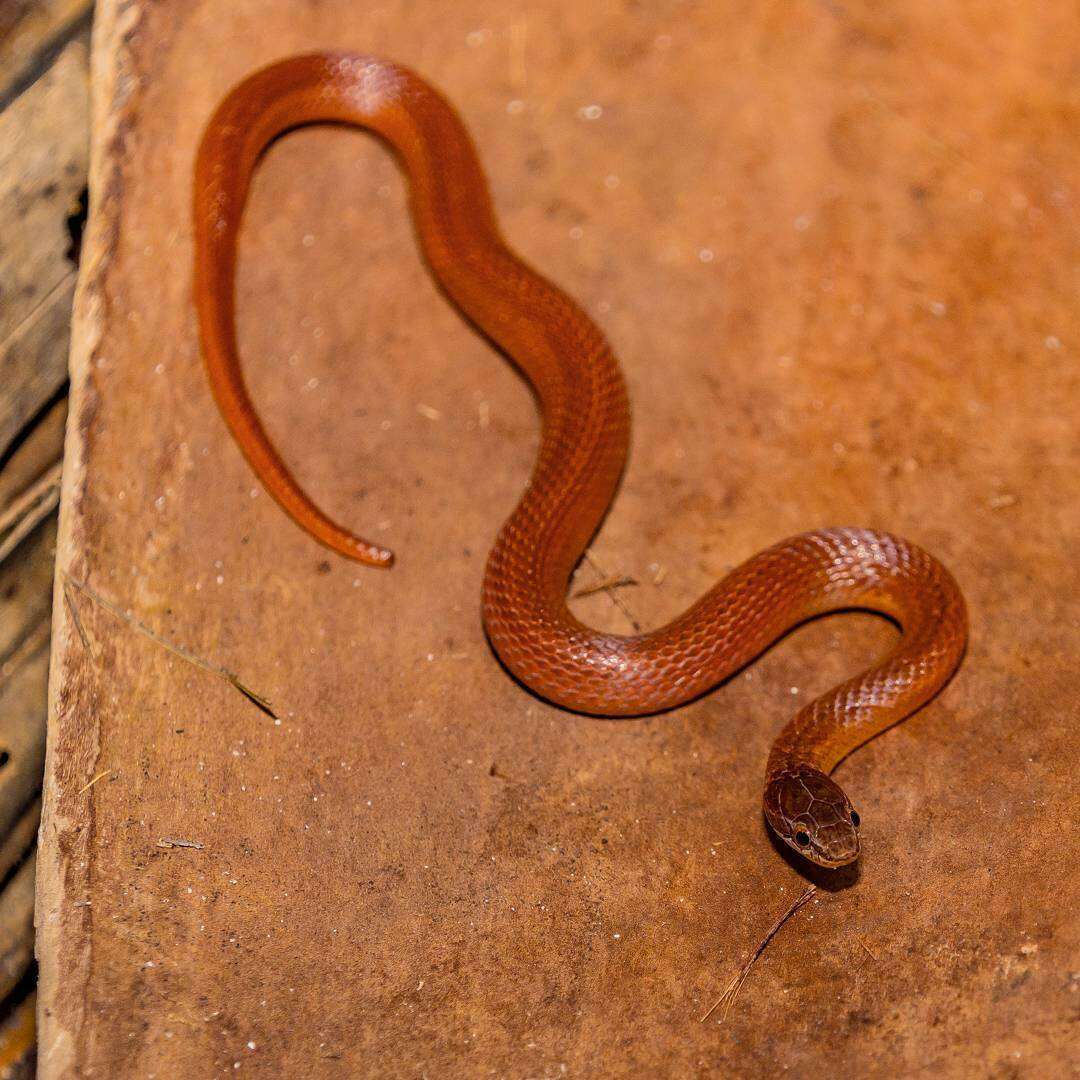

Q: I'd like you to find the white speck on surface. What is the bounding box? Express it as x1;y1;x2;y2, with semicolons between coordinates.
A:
1044;335;1062;350
305;377;319;390
568;226;583;240
604;174;620;189
794;213;812;231
466;28;492;47
698;248;714;263
929;300;947;317
577;104;603;121
154;363;165;374
790;686;800;695
155;496;166;510
506;99;525;115
302;233;315;247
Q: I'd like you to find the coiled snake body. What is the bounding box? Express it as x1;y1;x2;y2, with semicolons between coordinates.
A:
194;54;968;868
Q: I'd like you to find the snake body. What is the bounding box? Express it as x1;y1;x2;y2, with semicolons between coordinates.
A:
193;54;968;868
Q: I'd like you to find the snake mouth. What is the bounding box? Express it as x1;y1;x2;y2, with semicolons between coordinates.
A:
792;831;861;869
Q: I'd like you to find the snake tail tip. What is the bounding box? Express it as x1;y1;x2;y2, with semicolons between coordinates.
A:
367;546;395;568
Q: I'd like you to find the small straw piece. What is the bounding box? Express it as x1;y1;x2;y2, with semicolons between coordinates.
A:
700;885;817;1024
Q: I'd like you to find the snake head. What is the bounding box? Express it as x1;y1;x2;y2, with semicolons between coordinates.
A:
763;765;861;868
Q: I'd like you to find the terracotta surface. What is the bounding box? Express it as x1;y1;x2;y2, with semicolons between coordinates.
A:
39;1;1079;1076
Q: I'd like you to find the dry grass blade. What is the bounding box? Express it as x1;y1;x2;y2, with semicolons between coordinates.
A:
62;576;95;658
582;552;642;632
572;574;638;599
75;770;112;796
62;573;278;718
700;885;817;1024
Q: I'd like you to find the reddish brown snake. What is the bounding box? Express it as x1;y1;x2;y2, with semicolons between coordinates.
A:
194;54;967;868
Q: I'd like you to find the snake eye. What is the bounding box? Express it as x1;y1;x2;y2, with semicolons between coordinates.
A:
849;810;861;828
794;830;811;847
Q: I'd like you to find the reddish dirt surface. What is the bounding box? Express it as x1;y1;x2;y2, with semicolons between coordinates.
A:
39;1;1079;1075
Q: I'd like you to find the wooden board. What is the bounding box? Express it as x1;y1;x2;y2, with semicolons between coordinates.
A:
0;14;92;1075
40;1;1080;1076
0;40;86;457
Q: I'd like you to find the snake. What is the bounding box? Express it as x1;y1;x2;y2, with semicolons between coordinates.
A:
193;54;968;868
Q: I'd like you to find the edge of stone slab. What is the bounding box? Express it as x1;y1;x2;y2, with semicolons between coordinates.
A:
36;2;148;1076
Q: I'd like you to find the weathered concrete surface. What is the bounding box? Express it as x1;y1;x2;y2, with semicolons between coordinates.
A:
39;1;1079;1076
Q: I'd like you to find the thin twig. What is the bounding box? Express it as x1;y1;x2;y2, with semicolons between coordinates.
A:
572;574;638;599
857;936;878;962
582;552;642;632
61;572;278;718
700;886;817;1023
75;770;113;796
63;577;96;658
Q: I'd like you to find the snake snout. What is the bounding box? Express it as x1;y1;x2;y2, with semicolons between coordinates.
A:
763;765;861;868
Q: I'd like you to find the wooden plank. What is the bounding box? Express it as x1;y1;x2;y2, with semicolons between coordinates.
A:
0;643;48;844
0;0;92;106
0;17;93;1080
40;0;1080;1075
0;397;66;511
0;798;40;888
0;991;35;1080
0;41;87;457
0;854;34;1003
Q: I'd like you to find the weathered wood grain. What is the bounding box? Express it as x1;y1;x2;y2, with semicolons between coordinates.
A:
0;990;35;1079
0;41;86;458
0;10;93;1079
0;398;66;511
0;643;48;848
0;0;91;106
0;798;40;889
0;855;34;1003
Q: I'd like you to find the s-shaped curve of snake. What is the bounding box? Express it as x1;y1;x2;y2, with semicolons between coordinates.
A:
193;54;967;868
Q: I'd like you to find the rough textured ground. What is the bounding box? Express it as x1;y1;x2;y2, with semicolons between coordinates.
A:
38;1;1079;1076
